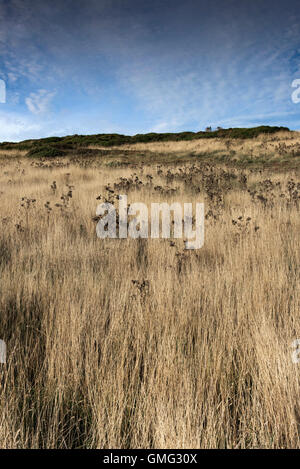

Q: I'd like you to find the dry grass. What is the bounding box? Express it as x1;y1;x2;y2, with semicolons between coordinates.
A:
0;149;27;159
0;144;299;448
90;130;300;167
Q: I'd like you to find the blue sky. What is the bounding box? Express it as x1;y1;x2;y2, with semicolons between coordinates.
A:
1;0;300;141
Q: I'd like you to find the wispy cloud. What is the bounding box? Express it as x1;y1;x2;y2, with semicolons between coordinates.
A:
116;1;300;131
1;0;300;140
25;89;56;114
0;113;42;141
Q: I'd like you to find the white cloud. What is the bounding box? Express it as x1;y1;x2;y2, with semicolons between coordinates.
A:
25;89;56;114
0;113;41;141
0;110;130;143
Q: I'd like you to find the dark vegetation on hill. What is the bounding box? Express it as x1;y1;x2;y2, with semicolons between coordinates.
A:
0;126;290;158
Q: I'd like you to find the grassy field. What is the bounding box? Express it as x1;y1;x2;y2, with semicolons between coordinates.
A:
0;131;299;448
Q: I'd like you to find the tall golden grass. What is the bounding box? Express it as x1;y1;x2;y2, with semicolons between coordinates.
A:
0;140;299;448
90;130;300;161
